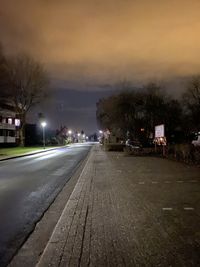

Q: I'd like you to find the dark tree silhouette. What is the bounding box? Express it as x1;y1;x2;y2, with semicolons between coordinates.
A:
2;53;49;146
183;76;200;132
96;81;184;144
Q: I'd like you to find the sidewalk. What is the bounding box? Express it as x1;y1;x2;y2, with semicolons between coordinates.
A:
37;145;134;266
35;144;200;266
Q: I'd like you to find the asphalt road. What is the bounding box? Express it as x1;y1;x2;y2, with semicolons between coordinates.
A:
0;143;92;267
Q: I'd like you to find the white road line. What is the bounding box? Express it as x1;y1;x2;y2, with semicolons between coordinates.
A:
162;207;173;211
138;182;145;184
177;180;183;183
184;207;194;210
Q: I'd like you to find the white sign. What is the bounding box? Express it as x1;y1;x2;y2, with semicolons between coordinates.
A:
155;124;164;138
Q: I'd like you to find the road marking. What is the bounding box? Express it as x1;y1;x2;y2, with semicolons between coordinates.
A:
184;207;194;210
162;207;173;211
190;180;198;183
152;181;158;184
177;180;183;183
138;182;145;184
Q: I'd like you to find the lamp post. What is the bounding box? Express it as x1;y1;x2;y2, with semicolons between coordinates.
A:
77;133;80;143
68;130;72;143
41;121;47;149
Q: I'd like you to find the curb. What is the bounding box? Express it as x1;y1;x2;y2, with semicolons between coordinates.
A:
36;146;94;267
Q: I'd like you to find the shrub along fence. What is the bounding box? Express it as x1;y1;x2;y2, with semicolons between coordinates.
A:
124;143;200;165
167;144;200;165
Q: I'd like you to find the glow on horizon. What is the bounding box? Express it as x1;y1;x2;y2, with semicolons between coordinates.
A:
1;0;200;85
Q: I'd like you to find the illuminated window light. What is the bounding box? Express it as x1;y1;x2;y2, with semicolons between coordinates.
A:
15;119;21;126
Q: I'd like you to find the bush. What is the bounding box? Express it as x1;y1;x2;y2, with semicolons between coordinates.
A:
167;143;200;164
104;143;125;151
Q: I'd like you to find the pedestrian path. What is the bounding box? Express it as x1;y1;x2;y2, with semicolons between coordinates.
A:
37;145;136;266
36;145;200;267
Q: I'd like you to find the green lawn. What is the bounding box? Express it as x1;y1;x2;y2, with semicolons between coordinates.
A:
0;146;58;157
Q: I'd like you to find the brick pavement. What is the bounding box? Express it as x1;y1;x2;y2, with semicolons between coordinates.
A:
36;144;200;267
36;145;131;266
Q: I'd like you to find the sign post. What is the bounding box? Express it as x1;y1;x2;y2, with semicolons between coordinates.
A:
155;124;166;156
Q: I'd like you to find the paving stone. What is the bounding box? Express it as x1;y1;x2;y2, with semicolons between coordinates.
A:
37;145;200;267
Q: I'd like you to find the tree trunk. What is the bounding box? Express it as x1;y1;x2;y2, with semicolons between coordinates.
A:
19;113;26;147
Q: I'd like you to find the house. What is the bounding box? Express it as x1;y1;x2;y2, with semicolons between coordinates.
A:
0;103;20;145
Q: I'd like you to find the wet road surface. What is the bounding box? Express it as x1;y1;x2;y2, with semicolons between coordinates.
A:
0;143;92;266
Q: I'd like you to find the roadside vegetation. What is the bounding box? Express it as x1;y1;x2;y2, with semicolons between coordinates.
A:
0;146;58;157
0;44;49;147
96;79;200;164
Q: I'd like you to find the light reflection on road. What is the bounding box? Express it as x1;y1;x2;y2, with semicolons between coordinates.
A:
0;142;93;267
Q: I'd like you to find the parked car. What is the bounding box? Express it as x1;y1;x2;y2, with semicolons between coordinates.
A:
125;139;142;149
192;133;200;147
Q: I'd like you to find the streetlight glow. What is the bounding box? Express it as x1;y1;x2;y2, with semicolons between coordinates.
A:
41;121;47;128
41;121;47;149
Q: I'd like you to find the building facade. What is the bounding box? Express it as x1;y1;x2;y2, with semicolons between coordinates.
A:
0;104;20;145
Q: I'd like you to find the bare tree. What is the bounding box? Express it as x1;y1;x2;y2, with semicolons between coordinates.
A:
183;76;200;106
0;44;8;97
3;54;49;146
183;75;200;131
96;81;184;144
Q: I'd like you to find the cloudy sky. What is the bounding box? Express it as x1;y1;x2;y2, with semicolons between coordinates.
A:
0;0;200;132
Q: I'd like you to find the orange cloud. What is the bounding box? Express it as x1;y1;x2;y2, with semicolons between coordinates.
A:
1;0;200;85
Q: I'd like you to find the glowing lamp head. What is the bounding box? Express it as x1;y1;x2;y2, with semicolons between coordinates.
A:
41;121;47;128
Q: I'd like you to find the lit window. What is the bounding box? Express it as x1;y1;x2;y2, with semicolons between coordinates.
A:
15;119;20;126
8;118;12;124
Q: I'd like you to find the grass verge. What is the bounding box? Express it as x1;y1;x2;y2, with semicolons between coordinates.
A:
0;146;59;157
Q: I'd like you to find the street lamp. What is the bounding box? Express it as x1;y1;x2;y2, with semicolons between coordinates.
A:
68;130;72;135
77;133;80;143
68;130;72;143
41;121;47;149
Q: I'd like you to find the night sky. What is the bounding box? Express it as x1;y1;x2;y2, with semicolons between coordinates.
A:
1;0;200;133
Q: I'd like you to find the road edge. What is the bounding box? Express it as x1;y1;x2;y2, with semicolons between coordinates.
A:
36;145;95;266
8;144;94;267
